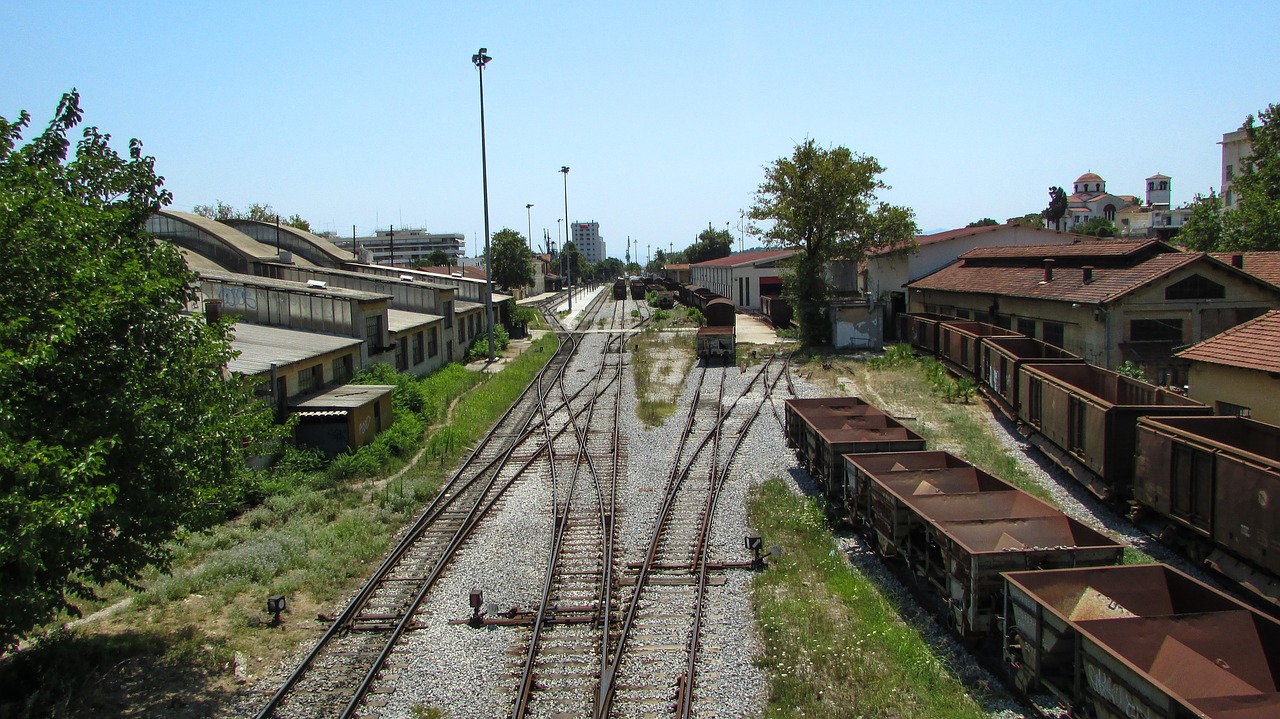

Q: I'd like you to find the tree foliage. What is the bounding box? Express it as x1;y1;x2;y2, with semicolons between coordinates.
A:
1220;103;1280;251
684;226;733;264
558;240;587;283
1007;212;1046;228
1175;192;1224;251
0;92;281;650
192;200;311;232
967;218;999;227
748;139;916;346
489;228;534;290
1043;186;1068;230
1071;216;1118;238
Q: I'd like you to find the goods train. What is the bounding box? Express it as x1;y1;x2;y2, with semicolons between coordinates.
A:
785;395;1280;718
896;312;1280;609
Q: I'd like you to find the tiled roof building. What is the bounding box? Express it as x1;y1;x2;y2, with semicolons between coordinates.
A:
907;240;1280;385
1177;310;1280;424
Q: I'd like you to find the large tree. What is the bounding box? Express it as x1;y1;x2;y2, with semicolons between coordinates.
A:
489;228;535;290
1043;186;1068;231
748;139;916;346
1175;191;1224;251
0;92;280;650
1221;103;1280;251
684;225;733;264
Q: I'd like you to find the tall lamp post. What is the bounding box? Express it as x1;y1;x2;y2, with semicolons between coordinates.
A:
525;203;534;251
472;47;496;362
560;166;571;310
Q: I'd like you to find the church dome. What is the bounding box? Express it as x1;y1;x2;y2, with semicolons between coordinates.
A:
1076;172;1103;184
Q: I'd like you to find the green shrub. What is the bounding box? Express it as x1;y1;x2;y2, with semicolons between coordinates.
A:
466;324;510;361
685;307;705;326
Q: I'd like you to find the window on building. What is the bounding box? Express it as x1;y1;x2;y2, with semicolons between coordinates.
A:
297;363;324;395
1226;189;1234;206
331;355;353;384
428;327;439;357
1148;181;1154;191
413;331;425;364
1165;275;1224;300
444;301;453;328
1042;321;1065;348
1159;181;1167;190
1129;318;1183;343
396;338;409;371
1017;318;1037;338
365;315;383;349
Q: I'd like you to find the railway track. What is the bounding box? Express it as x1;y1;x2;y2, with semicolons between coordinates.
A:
254;290;622;719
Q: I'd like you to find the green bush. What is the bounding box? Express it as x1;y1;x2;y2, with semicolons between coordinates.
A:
465;324;510;361
645;290;658;306
685;307;706;326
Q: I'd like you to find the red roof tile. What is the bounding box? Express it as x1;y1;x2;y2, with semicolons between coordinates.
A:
908;249;1203;304
692;249;795;268
868;224;1090;257
1210;252;1280;287
959;239;1165;261
1177;310;1280;374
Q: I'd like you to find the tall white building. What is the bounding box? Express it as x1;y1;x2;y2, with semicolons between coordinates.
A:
1220;126;1252;211
334;228;465;267
570;221;606;264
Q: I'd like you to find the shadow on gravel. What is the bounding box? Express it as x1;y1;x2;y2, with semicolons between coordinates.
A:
0;625;232;719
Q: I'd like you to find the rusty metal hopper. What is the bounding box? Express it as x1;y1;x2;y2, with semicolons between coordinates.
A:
902;491;1062;522
937;515;1120;555
874;467;1015;496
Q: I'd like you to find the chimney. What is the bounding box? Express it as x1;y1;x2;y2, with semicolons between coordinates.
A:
1232;254;1244;269
203;298;223;325
1082;266;1094;284
1043;259;1055;282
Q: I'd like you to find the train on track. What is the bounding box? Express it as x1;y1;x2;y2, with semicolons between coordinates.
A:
896;311;1280;610
785;394;1280;719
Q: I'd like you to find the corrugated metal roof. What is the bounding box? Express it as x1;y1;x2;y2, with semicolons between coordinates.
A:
388;308;444;333
1177;310;1280;374
228;322;362;376
294;384;395;409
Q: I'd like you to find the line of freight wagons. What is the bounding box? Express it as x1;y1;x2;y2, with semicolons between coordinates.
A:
785;396;1280;719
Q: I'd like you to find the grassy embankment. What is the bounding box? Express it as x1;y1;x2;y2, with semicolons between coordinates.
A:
748;348;1149;718
0;333;558;719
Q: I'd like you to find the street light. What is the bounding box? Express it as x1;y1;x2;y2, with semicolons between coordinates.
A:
561;166;571;310
473;46;496;363
525;203;534;252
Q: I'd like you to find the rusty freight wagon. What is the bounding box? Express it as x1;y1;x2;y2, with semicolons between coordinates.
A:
784;397;886;454
898;312;954;356
1133;415;1280;608
937;320;1019;377
1018;363;1212;500
862;460;1062;561
703;297;736;327
612;279;627;300
695;326;735;364
842;450;972;527
761;294;792;328
784;397;926;496
1003;564;1280;719
979;335;1084;419
629;278;645;300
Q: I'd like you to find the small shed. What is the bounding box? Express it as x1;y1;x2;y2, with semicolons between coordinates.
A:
293;384;396;457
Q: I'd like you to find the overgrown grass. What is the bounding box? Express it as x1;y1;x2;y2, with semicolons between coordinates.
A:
4;334;560;719
630;328;693;426
750;478;987;719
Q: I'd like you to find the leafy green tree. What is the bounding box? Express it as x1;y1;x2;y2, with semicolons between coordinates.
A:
748;139;917;346
490;228;534;290
594;257;624;281
1007;212;1046;228
684;225;733;264
1072;216;1118;238
559;240;587;283
1176;192;1224;251
0;91;281;650
967;218;999;227
1221;103;1280;251
192;200;311;232
1044;186;1068;231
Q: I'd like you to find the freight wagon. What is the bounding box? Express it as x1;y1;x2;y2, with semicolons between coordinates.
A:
1018;363;1212;501
1133;415;1280;605
695;326;734;364
784;398;925;496
937;320;1020;377
979;335;1084;419
612;279;627;301
1003;564;1280;719
845;449;1122;635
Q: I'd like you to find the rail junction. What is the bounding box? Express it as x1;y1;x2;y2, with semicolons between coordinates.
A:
254;288;793;719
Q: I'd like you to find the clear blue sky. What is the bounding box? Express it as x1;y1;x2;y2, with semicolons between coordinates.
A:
4;2;1278;261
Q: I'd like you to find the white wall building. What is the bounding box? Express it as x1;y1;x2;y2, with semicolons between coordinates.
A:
570;221;606;264
334;228;465;267
1221;126;1252;211
689;249;795;312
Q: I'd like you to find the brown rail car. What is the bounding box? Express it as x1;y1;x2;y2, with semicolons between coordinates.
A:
979;335;1084;419
937;320;1020;377
785;398;925;497
703;297;735;327
1018;363;1212;500
1134;415;1280;607
695;326;734;364
1004;564;1280;719
897;311;954;356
